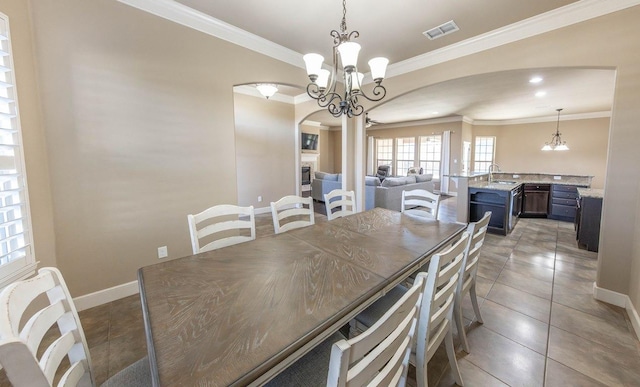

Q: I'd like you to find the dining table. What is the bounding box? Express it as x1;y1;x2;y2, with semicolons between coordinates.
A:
138;207;466;386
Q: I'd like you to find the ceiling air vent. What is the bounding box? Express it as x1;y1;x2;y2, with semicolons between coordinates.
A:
423;20;459;40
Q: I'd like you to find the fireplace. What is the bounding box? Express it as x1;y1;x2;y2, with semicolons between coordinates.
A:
301;166;311;185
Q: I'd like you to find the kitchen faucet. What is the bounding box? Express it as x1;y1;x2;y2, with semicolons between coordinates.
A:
488;163;500;183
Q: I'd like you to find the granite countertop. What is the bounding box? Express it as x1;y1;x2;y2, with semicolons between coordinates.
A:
467;172;593;191
577;188;604;199
469;181;520;191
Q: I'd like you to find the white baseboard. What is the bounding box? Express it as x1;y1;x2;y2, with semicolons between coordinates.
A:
255;206;271;215
593;282;640;340
73;280;139;311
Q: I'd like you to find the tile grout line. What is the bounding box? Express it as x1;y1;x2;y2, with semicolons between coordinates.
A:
541;223;560;387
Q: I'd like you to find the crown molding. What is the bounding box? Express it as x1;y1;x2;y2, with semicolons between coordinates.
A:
367;115;465;130
387;0;640;78
118;0;640;82
301;120;329;129
365;111;611;129
117;0;305;69
233;85;296;104
470;111;611;126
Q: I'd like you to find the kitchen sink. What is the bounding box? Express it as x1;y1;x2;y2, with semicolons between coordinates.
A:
492;180;517;185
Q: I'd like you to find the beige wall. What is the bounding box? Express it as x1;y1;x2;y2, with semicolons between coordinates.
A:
318;129;336;173
22;0;304;296
330;129;342;173
1;1;57;269
472;117;610;189
6;0;640;318
234;92;296;208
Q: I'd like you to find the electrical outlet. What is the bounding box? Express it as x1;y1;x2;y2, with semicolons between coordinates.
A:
554;175;562;180
258;196;263;202
157;246;168;259
513;174;520;178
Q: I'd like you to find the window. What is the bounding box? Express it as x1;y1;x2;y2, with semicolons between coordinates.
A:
419;135;442;178
395;137;415;176
0;14;35;288
375;138;393;169
474;136;496;173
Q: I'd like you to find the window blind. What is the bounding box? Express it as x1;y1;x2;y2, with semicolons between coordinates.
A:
0;13;35;288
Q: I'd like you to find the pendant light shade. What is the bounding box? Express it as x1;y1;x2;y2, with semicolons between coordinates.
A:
541;108;569;151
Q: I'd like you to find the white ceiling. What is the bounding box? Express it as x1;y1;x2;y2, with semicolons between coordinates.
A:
132;0;620;127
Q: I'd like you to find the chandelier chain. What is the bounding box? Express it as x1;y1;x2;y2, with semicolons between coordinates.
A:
340;0;347;34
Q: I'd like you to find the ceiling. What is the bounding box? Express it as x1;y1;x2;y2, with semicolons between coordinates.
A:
167;0;616;127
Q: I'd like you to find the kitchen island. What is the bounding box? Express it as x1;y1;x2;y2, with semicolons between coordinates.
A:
448;172;593;235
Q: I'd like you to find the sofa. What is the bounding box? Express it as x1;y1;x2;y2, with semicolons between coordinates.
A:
311;172;380;210
312;171;435;212
374;174;435;212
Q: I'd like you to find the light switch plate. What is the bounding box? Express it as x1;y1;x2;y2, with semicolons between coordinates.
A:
158;246;168;259
554;175;562;180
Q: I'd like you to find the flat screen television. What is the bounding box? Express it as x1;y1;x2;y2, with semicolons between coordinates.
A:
301;133;319;151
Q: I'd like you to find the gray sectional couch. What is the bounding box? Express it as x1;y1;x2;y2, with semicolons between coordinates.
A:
374;174;435;212
311;172;435;212
311;172;379;210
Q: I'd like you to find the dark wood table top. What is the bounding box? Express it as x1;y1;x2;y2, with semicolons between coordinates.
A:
138;208;465;386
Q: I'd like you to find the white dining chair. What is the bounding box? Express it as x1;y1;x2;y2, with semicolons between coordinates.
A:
351;231;470;387
0;267;150;387
401;189;441;219
454;211;491;353
187;204;256;254
270;195;315;234
324;189;356;220
266;268;427;386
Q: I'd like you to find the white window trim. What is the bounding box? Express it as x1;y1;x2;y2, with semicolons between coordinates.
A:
0;12;36;289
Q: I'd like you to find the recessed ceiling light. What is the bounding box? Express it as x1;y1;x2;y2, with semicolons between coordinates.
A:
432;111;439;115
529;76;543;84
535;91;547;97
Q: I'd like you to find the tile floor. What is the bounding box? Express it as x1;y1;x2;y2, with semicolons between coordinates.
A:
5;197;639;386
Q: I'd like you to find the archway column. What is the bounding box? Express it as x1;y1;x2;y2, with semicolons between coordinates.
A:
341;114;367;212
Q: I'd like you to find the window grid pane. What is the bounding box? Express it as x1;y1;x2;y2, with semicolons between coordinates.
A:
376;138;393;170
419;135;441;179
474;136;495;173
395;137;415;176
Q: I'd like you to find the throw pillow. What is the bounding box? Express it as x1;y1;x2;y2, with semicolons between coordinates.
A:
381;177;407;187
405;175;417;184
365;176;381;186
416;173;433;182
314;171;329;180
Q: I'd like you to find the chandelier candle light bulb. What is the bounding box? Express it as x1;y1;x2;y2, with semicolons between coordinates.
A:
303;0;389;117
542;108;569;151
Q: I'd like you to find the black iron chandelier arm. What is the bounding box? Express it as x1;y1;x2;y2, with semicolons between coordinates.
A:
356;83;387;102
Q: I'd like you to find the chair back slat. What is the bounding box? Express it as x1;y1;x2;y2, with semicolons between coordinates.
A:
401;189;441;219
188;204;256;253
22;300;66;354
0;267;94;387
415;232;469;385
270;195;315;234
461;211;491;293
327;274;426;387
324;189;356;221
41;331;76;382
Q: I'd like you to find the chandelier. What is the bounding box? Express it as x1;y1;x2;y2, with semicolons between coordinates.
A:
541;108;569;151
303;0;389;118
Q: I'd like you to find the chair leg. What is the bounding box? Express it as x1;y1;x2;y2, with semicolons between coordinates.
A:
455;299;470;354
470;283;483;324
445;328;464;386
